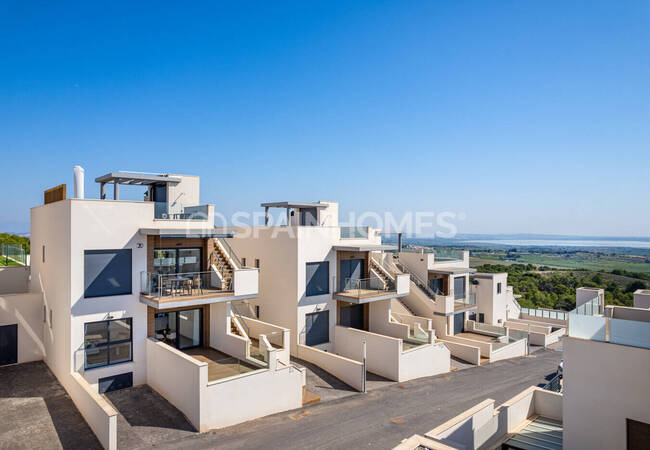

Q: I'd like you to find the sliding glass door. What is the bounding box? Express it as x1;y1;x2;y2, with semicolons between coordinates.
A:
153;248;202;274
154;308;202;350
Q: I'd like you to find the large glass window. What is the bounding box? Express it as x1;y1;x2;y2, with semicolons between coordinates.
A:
153;248;202;274
84;249;132;298
84;318;132;369
306;261;329;297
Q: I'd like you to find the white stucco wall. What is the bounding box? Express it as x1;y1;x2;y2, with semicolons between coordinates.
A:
563;337;650;450
473;273;508;325
0;266;30;294
0;292;45;363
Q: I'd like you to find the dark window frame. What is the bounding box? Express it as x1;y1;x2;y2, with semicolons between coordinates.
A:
84;249;133;298
479;313;485;323
84;318;133;370
497;282;502;294
306;261;330;297
305;310;329;346
153;247;203;274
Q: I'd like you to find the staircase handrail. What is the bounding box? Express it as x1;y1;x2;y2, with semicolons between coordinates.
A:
370;255;396;282
216;237;243;269
209;249;232;290
231;302;251;338
395;261;438;300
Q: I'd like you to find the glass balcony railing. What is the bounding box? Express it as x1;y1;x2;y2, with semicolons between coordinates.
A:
399;247;465;261
1;243;28;266
340;226;369;239
334;276;393;299
140;271;229;300
455;292;476;305
153;201;210;220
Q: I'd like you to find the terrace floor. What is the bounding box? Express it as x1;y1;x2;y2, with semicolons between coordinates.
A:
455;332;499;343
183;347;259;382
334;288;398;301
140;288;236;308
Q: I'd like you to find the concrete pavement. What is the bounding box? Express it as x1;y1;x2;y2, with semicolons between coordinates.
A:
153;347;562;450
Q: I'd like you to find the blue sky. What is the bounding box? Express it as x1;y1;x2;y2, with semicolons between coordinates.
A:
1;1;649;236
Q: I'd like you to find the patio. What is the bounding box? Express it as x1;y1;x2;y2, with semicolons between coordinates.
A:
183;347;260;382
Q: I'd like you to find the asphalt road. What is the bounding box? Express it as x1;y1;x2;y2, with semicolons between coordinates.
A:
155;348;562;450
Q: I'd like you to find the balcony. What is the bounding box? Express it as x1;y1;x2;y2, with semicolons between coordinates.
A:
153;201;212;220
333;274;409;303
140;268;259;309
339;226;369;239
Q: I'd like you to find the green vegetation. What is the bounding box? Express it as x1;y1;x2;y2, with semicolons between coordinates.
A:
0;233;30;253
0;233;30;266
470;248;650;274
474;263;647;310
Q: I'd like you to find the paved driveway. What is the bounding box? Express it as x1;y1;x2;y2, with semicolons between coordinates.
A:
151;347;562;449
0;361;100;450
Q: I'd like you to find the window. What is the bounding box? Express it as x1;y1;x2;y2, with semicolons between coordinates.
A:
242;257;247;267
305;310;329;346
306;261;329;296
255;258;260;269
43;306;47;323
42;245;45;263
497;282;502;294
255;305;260;319
84;249;132;298
479;313;485;323
84;318;132;369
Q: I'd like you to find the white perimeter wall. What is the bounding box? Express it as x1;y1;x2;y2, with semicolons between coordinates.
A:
563;337;650;450
0;266;30;294
0;292;45;363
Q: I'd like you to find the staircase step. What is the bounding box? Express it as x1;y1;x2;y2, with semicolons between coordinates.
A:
302;387;321;407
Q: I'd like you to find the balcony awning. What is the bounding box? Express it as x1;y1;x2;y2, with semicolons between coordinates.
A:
139;228;235;238
332;244;397;252
260;201;329;209
428;267;477;275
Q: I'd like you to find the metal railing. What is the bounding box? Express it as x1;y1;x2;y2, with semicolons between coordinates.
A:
230;302;250;337
399;247;465;261
340;226;369;239
153;201;210;220
334;277;390;298
1;243;27;266
216;237;244;269
543;374;562;393
140;271;226;299
394;261;438;300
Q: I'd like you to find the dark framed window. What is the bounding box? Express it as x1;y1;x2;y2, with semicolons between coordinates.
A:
255;305;260;319
478;313;485;323
497;282;502;294
305;310;329;346
84;318;132;370
241;257;247;267
84;249;132;298
306;261;329;297
255;258;260;268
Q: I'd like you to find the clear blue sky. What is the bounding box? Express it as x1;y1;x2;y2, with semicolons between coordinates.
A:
1;1;649;236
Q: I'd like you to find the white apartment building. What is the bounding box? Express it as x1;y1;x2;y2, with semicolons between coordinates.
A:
395;249;528;365
397;304;650;449
0;169;305;449
229;201;451;388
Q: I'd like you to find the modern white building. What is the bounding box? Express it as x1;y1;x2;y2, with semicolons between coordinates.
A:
395;249;528;365
397;304;650;449
229;201;451;388
633;289;650;309
0;170;305;449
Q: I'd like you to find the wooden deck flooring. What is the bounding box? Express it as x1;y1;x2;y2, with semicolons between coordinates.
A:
183;347;259;382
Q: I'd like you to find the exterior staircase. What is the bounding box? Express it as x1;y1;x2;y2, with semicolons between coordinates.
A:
369;256;396;290
210;238;237;290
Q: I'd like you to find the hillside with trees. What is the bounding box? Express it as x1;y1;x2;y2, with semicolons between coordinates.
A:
474;263;646;310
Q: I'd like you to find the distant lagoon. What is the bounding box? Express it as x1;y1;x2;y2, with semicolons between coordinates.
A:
462;239;650;249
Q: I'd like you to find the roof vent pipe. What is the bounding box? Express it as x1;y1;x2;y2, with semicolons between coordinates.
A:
73;165;85;199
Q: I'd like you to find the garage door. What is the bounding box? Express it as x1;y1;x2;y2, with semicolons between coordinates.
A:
0;324;18;366
453;313;465;335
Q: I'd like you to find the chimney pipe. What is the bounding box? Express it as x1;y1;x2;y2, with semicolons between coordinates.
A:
73;166;85;199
